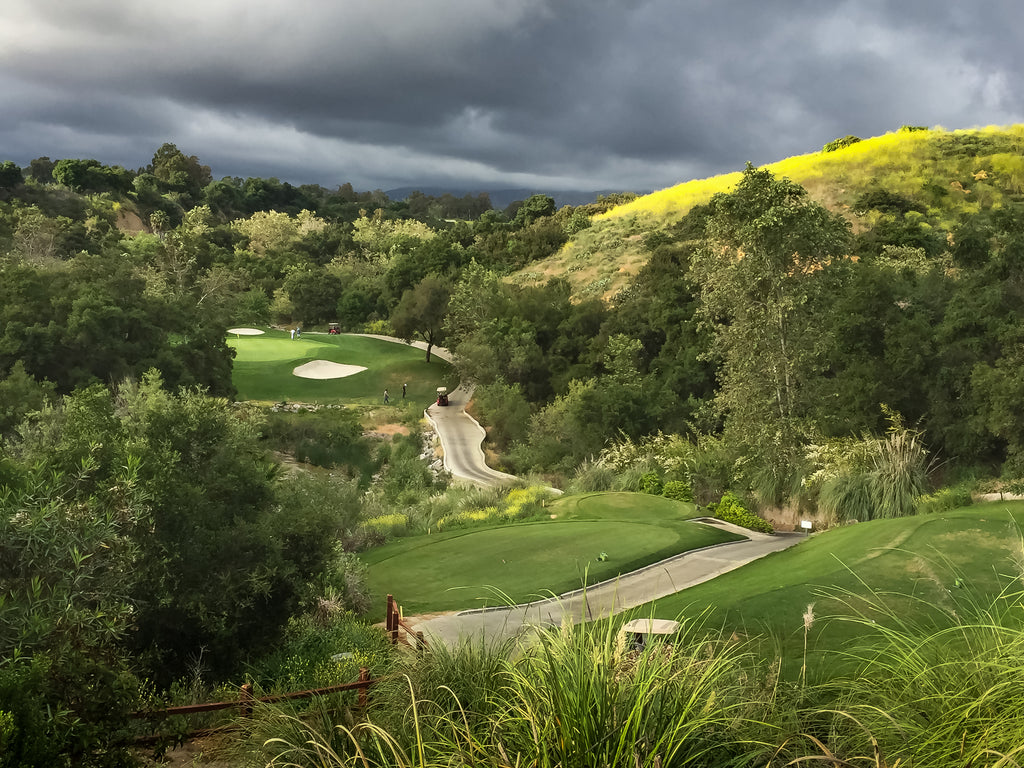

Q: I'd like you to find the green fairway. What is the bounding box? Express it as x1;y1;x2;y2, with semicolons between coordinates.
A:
227;329;457;404
363;492;742;615
642;502;1024;677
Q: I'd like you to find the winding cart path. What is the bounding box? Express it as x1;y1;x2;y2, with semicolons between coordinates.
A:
354;335;516;487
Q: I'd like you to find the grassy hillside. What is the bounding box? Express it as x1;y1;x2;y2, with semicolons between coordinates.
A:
519;124;1024;297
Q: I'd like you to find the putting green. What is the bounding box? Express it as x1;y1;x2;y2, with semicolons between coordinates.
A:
364;493;741;614
553;491;701;521
231;336;323;363
227;329;457;405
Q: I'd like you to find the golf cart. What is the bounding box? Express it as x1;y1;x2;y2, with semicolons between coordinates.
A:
436;386;449;406
619;618;680;651
328;322;340;335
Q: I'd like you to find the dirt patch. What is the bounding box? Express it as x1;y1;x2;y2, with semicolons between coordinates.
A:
137;732;240;767
116;208;148;233
364;423;411;439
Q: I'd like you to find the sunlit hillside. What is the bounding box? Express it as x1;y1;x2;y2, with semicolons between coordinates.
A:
516;124;1024;297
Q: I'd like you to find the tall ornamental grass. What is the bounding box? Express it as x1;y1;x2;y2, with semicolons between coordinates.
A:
788;576;1024;766
251;611;780;767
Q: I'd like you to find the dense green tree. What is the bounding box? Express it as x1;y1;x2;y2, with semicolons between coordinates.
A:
391;276;451;362
0;455;148;767
284;267;344;325
150;142;212;203
0;161;23;190
9;374;338;681
690;165;852;498
510;194;556;228
26;157;55;184
0;361;54;439
51;159;131;194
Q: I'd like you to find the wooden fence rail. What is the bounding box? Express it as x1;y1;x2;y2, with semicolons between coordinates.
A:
132;593;423;743
134;667;373;721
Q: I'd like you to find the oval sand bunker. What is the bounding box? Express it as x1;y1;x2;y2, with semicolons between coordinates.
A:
227;327;265;335
293;360;367;379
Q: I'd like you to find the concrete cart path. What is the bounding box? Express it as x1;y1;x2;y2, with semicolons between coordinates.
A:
352;334;518;487
410;523;804;646
424;382;519;487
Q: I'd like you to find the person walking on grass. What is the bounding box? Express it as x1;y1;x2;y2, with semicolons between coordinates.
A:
290;328;295;340
402;382;407;399
383;389;390;404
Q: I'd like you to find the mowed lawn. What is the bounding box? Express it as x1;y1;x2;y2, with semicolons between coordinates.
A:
227;330;457;405
363;492;743;615
642;501;1024;678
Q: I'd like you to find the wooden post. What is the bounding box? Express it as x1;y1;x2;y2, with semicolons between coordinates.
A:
357;667;369;709
386;594;398;644
239;683;254;718
417;631;426;654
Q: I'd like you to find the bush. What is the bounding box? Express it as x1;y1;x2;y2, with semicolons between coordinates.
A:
360;513;409;538
917;484;973;515
823;135;862;152
437;487;552;531
662;479;694;503
262;409;372;476
638;470;663;495
246;613;392;693
362;319;393;335
709;492;774;534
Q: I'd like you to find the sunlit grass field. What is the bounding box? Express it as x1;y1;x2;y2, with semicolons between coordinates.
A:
362;492;742;614
227;329;457;405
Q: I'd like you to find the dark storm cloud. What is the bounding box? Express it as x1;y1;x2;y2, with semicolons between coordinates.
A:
1;0;1021;192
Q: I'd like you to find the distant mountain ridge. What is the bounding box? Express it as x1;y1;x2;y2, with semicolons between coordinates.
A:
384;186;643;211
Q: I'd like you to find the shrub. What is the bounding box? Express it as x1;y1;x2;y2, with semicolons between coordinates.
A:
262;409;372;475
437;507;498;530
361;513;409;538
916;484;973;515
362;319;393;335
638;470;663;495
823;135;862;152
501;486;550;521
709;492;774;533
246;613;392;693
662;479;694;503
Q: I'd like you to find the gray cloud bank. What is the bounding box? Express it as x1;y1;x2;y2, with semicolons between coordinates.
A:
2;0;1022;193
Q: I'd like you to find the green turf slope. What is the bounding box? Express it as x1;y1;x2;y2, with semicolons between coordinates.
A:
644;501;1024;676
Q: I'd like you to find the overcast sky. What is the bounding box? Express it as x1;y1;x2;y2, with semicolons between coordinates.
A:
2;0;1022;194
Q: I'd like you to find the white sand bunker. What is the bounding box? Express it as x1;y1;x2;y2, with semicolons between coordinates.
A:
293;360;367;379
228;327;265;335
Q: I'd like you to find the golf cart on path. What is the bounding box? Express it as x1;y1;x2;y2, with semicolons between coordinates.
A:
620;618;680;651
436;387;449;406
